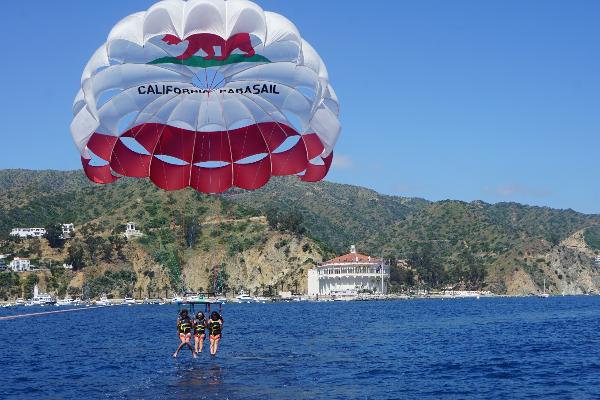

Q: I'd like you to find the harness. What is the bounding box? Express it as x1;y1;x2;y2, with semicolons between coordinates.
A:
178;317;192;334
208;319;222;336
195;319;206;335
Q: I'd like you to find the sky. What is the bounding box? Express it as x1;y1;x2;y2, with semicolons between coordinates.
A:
0;1;598;213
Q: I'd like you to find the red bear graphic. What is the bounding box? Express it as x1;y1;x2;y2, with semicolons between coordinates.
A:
162;33;255;61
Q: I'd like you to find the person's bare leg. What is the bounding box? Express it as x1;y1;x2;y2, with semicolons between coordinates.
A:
185;335;196;358
196;335;204;353
213;338;220;355
173;335;186;357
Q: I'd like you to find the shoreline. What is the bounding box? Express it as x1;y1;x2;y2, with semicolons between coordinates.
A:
1;291;594;307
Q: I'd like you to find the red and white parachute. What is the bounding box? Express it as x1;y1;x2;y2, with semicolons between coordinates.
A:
71;0;340;193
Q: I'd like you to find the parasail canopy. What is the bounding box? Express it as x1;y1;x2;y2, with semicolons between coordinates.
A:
71;0;340;193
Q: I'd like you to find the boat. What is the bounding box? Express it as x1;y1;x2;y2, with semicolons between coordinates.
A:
30;284;56;305
124;297;136;305
331;289;358;301
174;292;223;317
95;295;111;306
236;291;254;303
538;278;550;298
56;296;76;306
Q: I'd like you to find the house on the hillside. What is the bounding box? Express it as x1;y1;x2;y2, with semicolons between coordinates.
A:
124;222;143;240
307;245;390;296
10;257;32;272
10;228;46;238
61;223;75;239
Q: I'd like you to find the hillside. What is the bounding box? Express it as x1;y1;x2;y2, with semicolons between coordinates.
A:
1;169;600;298
226;176;430;253
0;171;327;299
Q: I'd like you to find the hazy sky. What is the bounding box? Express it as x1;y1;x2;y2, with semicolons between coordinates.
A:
0;1;598;213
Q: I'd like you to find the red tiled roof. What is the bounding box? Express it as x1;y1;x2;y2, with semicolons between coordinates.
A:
322;252;381;265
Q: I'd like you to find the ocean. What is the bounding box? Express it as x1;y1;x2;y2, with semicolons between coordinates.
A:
1;296;600;399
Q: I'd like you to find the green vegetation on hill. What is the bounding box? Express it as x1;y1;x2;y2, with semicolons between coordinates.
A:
227;177;600;290
227;176;430;253
584;226;600;251
1;170;599;295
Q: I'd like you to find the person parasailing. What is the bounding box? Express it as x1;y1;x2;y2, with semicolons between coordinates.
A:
193;311;207;354
208;311;223;356
70;0;342;361
173;309;196;358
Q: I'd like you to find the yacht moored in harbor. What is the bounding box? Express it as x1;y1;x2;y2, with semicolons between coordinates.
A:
236;291;254;303
331;289;358;301
95;296;111;306
56;296;77;306
29;284;56;306
537;278;550;298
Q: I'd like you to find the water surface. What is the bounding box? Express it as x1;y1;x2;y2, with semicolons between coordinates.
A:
2;297;600;399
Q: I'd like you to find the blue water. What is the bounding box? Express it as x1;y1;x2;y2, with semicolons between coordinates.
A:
2;297;600;399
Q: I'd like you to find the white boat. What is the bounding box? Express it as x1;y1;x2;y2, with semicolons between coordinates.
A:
331;289;358;301
95;296;111;306
15;298;25;306
538;278;550;298
124;297;136;305
30;285;56;305
236;291;254;303
56;296;76;306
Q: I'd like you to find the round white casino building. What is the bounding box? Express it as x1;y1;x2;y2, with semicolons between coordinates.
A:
308;245;390;297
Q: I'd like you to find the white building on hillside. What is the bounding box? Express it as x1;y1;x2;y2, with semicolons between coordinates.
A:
10;228;46;238
125;222;143;239
10;257;31;272
307;245;390;296
595;255;600;267
61;224;75;239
